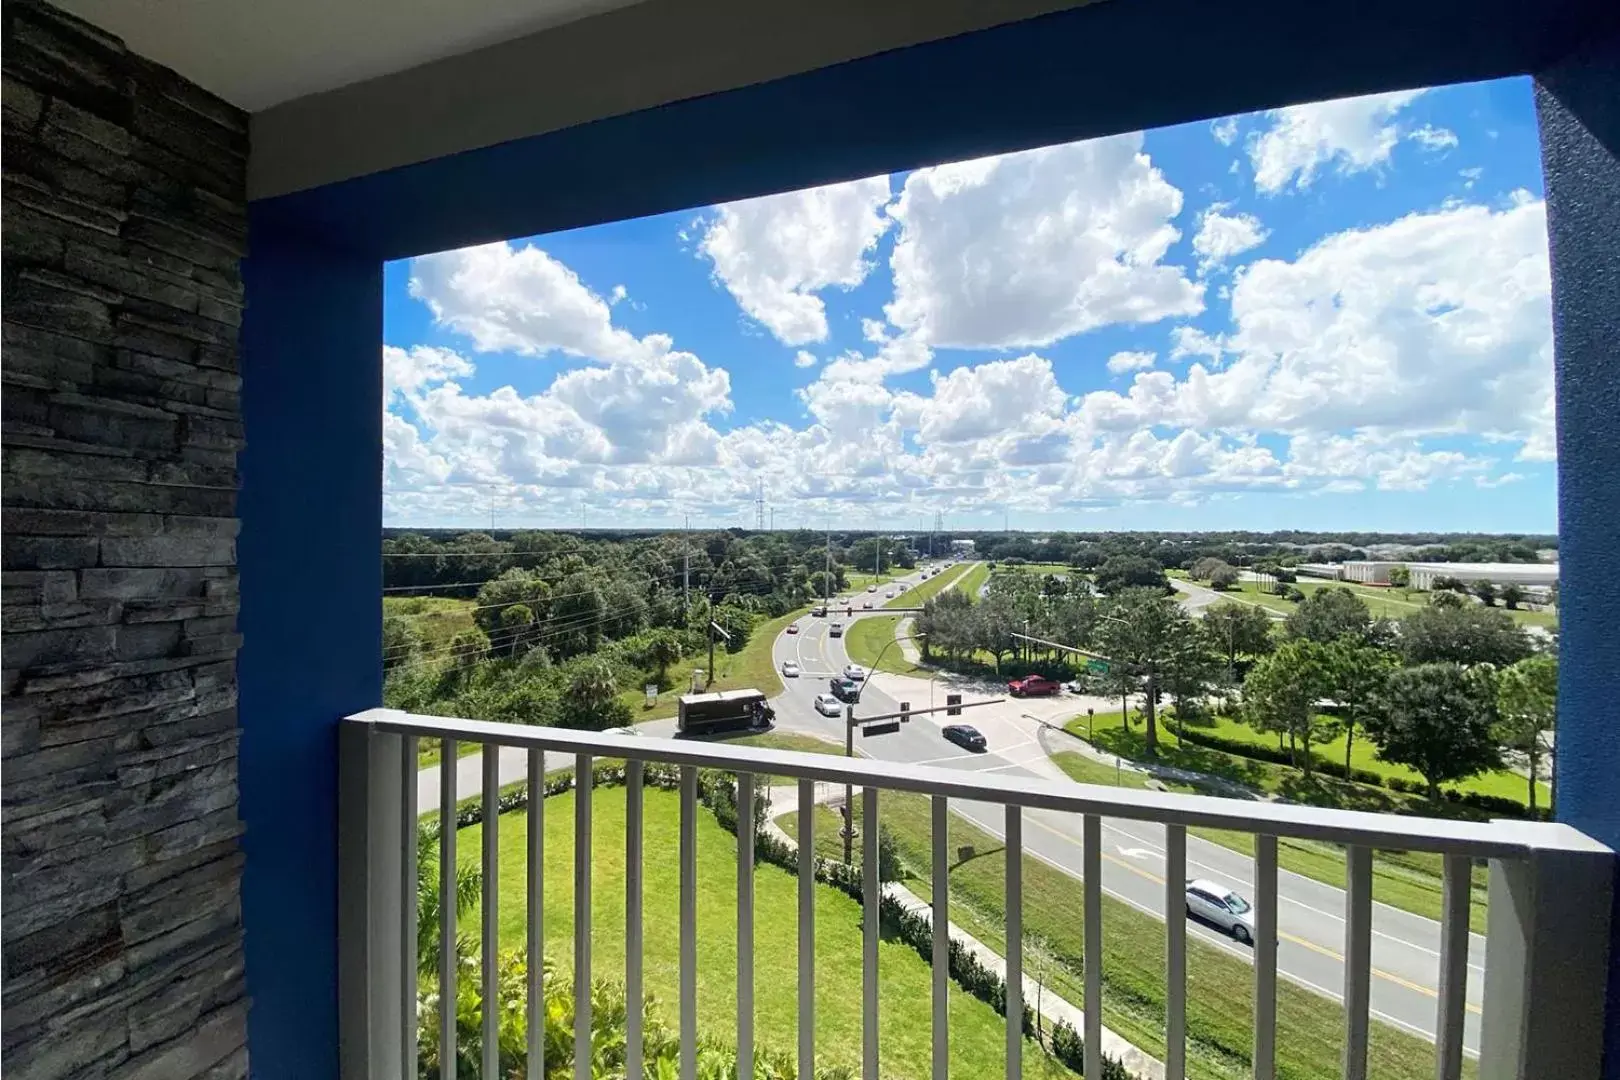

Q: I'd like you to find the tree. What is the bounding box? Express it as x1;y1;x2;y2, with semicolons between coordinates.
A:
1189;557;1232;582
383;615;424;670
1202;602;1275;674
1092;555;1170;596
644;628;684;689
1160;624;1222;734
1284;586;1372;644
1397;604;1532;667
417;826;481;976
1472;579;1499;607
1498;582;1526;610
549;571;605;658
473;568;553;639
1388;565;1411;588
1209;564;1240;591
1095;587;1192;756
1324;641;1398;775
1365;663;1501;800
1429;590;1466;610
1244;639;1336;774
1495;654;1557;812
558;658;630;730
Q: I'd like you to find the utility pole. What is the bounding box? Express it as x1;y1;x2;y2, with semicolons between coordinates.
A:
843;701;855;865
682;514;691;610
489;487;496;531
825;523;832;599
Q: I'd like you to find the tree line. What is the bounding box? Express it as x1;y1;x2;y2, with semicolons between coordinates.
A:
915;558;1556;810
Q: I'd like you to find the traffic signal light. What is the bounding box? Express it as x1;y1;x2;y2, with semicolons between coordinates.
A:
946;693;962;716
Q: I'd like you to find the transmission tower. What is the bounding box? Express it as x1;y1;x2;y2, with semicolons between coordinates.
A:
755;478;765;531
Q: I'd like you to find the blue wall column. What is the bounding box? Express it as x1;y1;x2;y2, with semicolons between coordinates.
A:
239;231;382;1077
1538;30;1620;1079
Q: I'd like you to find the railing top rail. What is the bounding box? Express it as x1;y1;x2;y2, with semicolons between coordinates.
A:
351;709;1608;860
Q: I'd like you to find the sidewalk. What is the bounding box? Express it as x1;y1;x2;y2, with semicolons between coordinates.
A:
765;785;1165;1080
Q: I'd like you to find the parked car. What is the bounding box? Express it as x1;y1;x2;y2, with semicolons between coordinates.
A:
781;660;801;678
842;663;867;681
1062;680;1087;695
786;623;800;634
813;693;843;717
1185;879;1255;944
1007;674;1062;697
829;677;860;703
942;724;987;751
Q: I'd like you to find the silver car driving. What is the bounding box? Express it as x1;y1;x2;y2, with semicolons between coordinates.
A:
1185;878;1256;944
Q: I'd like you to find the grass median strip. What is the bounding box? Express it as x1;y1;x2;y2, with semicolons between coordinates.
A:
782;793;1469;1080
455;786;1074;1080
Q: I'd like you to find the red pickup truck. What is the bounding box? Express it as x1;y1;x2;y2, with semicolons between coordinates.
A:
1007;674;1062;697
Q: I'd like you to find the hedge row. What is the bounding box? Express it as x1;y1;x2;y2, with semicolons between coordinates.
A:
437;759;1129;1078
1173;725;1550;821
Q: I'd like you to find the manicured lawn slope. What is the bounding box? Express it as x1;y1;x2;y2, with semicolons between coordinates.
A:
456;788;1073;1080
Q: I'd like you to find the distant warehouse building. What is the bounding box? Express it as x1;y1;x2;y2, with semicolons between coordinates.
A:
1296;563;1346;580
1407;562;1560;591
1340;561;1406;584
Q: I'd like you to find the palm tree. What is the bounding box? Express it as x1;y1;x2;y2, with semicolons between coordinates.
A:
417;827;482;976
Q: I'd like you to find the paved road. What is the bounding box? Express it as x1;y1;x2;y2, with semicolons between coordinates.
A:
770;570;1483;1054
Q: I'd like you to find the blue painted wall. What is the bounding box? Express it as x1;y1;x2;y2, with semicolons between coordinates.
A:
239;233;382;1079
235;0;1617;1073
1538;32;1620;1077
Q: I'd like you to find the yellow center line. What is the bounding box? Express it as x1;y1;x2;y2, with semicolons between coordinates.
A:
1021;812;1481;1014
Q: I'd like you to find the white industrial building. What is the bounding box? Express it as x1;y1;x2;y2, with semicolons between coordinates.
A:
950;539;976;555
1340;561;1406;584
1407;562;1560;591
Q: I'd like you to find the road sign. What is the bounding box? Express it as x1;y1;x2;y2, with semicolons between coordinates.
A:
644;683;658;705
946;693;962;716
1086;659;1111;674
862;721;901;737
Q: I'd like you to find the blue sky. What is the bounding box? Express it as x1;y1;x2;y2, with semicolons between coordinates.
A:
383;77;1555;534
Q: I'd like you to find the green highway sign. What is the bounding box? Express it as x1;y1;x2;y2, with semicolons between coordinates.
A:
1086;659;1111;674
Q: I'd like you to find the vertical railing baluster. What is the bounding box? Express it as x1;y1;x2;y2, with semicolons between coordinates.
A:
574;755;593;1080
482;744;500;1080
1164;824;1187;1080
402;735;419;1074
1082;814;1102;1080
738;772;755;1080
931;796;949;1080
798;777;816;1080
439;739;457;1080
862;787;879;1080
1005;805;1023;1080
1253;835;1278;1080
680;766;698;1080
626;760;645;1080
1343;845;1373;1080
527;750;545;1080
1435;853;1470;1080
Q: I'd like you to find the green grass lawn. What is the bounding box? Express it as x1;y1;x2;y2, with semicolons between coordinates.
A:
884;563;970;609
844;615;926;676
1180;708;1547;806
955;562;991;598
781;793;1465;1080
1214;580;1299;615
622;606;809;721
845;570;899;593
455;787;1074;1080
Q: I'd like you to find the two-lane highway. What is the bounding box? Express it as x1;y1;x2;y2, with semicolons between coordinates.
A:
769;566;1482;1054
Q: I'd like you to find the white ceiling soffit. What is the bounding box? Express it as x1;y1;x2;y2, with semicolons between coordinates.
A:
53;0;649;111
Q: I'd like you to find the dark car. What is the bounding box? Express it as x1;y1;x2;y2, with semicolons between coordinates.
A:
829;677;860;703
943;724;987;751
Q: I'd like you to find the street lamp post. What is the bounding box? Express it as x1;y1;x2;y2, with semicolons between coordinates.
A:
842;632;925;865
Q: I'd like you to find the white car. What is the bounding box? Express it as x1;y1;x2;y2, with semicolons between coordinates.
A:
884;590;895;599
866;585;878;593
813;693;843;717
1185;878;1256;944
601;726;639;737
842;663;868;681
781;660;801;678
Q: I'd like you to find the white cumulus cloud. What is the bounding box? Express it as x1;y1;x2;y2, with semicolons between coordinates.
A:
699;176;893;345
885;134;1203;349
1191;204;1269;272
1107;350;1157;374
1248;89;1425;194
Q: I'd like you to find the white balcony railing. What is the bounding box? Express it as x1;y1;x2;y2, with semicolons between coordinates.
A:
338;709;1613;1080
